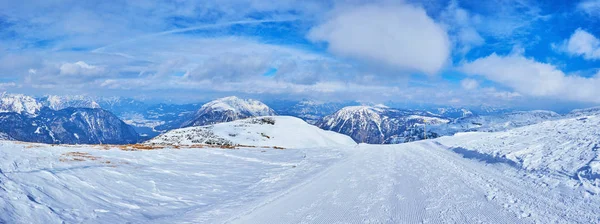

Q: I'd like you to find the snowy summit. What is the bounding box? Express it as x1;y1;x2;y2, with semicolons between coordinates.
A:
182;96;276;127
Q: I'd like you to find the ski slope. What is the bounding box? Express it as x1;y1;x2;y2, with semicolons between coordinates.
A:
1;139;599;223
230;142;599;223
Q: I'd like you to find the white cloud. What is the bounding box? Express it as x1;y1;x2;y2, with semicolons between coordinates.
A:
578;0;600;17
441;1;485;54
59;61;105;76
460;78;479;90
307;3;450;75
0;82;17;89
461;53;600;103
558;28;600;60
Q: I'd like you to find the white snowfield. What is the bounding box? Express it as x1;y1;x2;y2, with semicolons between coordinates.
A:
436;115;600;194
1;115;600;223
147;116;357;148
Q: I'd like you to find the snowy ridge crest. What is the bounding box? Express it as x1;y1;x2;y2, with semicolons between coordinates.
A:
40;95;101;110
0;92;42;116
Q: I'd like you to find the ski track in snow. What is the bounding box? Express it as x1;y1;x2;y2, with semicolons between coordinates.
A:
228;142;600;224
1;140;600;223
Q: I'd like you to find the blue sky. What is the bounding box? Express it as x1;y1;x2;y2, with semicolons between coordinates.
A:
1;0;600;109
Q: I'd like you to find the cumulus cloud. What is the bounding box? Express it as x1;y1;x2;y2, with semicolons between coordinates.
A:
461;52;600;103
307;3;450;75
59;61;105;76
556;28;600;60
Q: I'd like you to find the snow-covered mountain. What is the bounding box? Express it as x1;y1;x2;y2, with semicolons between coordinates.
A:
431;110;561;135
316;105;450;144
432;107;474;119
0;92;42;116
148;116;356;148
271;99;358;124
0;107;139;144
38;95;101;110
181;96;276;127
435;114;600;194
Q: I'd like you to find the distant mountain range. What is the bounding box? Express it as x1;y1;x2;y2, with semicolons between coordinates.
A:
0;107;139;144
430;110;562;136
0;93;138;144
4;92;600;146
269;99;359;124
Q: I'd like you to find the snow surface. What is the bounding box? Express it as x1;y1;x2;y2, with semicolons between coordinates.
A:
2;138;599;223
147;116;357;148
435;114;600;194
3;112;600;223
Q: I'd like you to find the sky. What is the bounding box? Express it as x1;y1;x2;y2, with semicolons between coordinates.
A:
1;0;600;110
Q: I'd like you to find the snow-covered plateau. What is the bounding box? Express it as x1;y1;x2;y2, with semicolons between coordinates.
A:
1;115;600;223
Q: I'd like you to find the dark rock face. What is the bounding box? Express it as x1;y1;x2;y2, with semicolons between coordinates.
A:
0;107;139;144
316;106;448;144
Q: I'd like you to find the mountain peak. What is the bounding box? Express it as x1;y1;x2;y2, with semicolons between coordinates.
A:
202;96;271;114
182;96;275;127
318;106;448;144
0;92;42;116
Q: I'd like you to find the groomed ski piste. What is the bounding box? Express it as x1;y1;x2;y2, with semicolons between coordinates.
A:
1;116;600;223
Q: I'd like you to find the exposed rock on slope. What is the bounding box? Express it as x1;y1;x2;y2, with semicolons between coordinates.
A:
148;116;356;148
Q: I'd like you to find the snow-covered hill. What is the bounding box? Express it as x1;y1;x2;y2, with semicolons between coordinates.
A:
148;116;356;148
316;105;449;144
0;92;42;116
435;114;600;194
181;96;276;127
